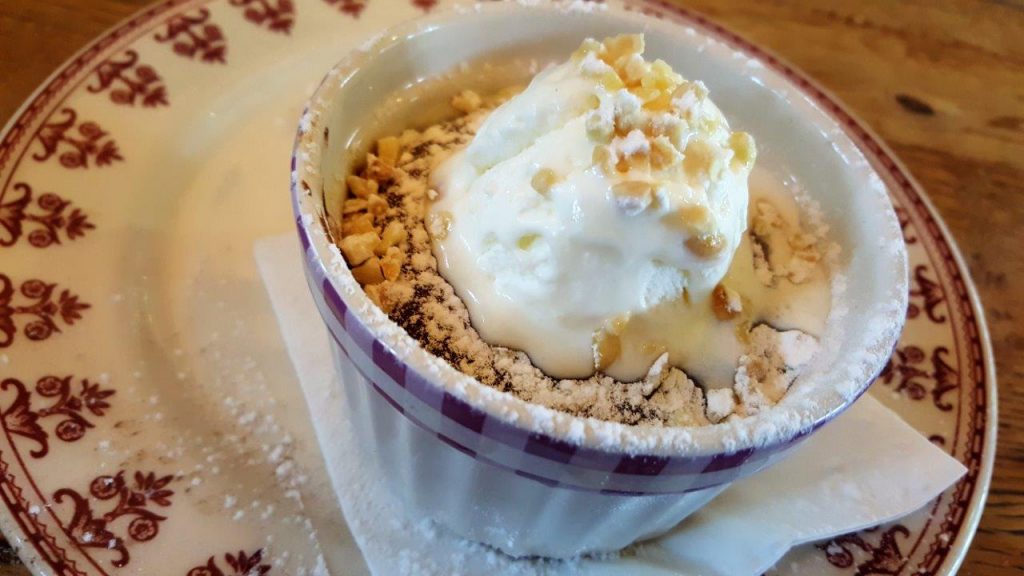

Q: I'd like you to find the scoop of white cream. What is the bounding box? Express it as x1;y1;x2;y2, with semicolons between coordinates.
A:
431;35;756;380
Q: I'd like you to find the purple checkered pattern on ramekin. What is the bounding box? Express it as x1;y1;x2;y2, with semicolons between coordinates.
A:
294;218;835;495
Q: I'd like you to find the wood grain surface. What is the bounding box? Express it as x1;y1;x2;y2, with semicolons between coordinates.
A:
1;0;1022;574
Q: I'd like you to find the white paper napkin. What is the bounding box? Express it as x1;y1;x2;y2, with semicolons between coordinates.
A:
255;234;966;576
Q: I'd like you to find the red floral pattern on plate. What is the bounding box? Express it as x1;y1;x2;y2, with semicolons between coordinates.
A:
187;549;272;575
0;459;86;575
1;376;115;458
894;205;918;245
907;264;947;323
322;0;367;18
154;8;227;63
0;274;90;349
0;183;94;248
0;1;994;575
88;50;169;107
54;471;174;568
229;0;295;33
819;525;911;575
33;109;123;169
879;345;958;411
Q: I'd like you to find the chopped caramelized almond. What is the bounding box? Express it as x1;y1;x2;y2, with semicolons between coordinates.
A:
597;70;626;91
351;257;385;285
516;234;540;250
381;246;404;281
614;110;646;136
671;81;708;109
601;34;644;68
342;213;375;236
377;136;401;167
611;179;652;197
611;181;653;215
634;86;662;106
366;154;396;182
644;92;675;112
682;140;716;179
592;146;615;175
586;111;613;142
729;132;756;169
686;232;725;258
666;119;688;151
342;198;368;215
367;194;388;216
426;211;453;240
340;231;381;266
346;174;379;199
621;53;648;85
665;204;711;234
572;38;604;61
711;283;742;320
650;135;682;170
531;168;558;195
379;221;407;253
647;59;683;89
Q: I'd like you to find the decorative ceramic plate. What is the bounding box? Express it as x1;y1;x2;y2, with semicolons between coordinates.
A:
0;0;996;575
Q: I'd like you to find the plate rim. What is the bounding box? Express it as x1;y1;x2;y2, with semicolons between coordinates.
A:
0;0;997;574
0;5;196;574
803;71;997;576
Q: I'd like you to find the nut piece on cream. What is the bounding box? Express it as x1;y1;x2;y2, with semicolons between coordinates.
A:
430;34;757;380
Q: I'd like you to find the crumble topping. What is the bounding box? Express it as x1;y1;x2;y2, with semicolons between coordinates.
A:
334;91;825;427
750;199;823;286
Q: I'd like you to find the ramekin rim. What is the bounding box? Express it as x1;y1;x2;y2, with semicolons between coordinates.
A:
289;1;909;460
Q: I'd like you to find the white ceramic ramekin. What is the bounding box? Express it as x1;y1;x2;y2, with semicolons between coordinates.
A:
291;3;907;559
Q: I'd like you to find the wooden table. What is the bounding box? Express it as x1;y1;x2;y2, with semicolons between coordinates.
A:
1;0;1022;574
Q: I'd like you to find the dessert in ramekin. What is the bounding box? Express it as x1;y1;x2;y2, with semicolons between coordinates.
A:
292;3;906;559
